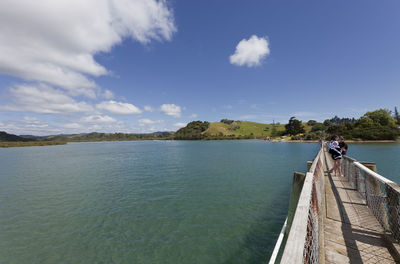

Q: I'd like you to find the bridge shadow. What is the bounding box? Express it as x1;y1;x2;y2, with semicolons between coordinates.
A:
327;173;364;263
326;172;399;263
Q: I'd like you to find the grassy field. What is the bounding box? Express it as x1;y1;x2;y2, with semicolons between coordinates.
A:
0;141;67;148
204;121;286;137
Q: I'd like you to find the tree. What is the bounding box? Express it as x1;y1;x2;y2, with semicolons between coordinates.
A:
394;107;400;125
285;117;305;136
270;124;278;137
311;122;326;132
174;121;210;140
307;120;317;126
362;109;397;127
220;119;234;125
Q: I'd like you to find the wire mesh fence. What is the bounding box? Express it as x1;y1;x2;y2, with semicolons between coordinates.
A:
279;144;400;264
341;155;400;242
280;147;325;264
303;158;324;264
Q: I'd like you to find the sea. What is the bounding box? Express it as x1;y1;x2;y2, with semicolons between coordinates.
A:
0;140;399;263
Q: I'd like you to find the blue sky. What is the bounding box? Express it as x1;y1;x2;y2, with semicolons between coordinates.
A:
0;0;399;135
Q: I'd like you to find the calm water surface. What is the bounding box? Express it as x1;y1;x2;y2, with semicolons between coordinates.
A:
347;143;400;183
0;141;398;263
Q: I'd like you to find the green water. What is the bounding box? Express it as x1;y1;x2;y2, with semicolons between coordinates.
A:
2;141;396;263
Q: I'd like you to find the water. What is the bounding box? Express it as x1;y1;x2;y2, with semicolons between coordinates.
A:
0;141;397;263
347;143;400;183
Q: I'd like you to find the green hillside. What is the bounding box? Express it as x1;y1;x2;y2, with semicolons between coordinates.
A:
204;121;285;137
174;120;287;140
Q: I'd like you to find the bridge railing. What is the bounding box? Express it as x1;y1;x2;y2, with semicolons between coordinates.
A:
279;146;326;264
341;155;400;242
272;144;400;263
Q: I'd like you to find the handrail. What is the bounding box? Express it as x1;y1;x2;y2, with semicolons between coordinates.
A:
341;155;400;242
280;172;314;263
272;143;400;263
268;217;287;264
279;145;325;264
353;161;394;184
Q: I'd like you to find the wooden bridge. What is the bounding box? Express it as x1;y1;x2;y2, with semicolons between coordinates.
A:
269;144;400;264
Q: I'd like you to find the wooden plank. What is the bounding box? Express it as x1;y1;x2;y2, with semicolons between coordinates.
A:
323;149;397;263
325;239;394;263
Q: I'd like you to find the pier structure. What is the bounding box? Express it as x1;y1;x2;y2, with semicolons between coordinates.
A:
270;144;400;263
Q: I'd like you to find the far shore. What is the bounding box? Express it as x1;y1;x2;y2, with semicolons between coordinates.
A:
0;141;67;148
1;139;399;148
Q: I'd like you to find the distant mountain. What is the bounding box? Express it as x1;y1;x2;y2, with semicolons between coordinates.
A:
0;131;33;142
1;131;176;142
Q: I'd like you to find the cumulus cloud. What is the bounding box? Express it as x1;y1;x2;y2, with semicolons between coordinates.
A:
96;100;142;114
229;35;270;67
138;118;163;126
62;123;82;129
2;84;94;114
0;0;176;97
0;117;62;135
81;115;117;124
160;104;181;117
102;89;114;99
144;105;154;112
190;114;198;118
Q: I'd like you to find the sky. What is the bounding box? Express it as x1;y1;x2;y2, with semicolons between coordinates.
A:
0;0;399;135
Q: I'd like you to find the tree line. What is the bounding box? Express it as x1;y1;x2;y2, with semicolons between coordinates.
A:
285;108;400;140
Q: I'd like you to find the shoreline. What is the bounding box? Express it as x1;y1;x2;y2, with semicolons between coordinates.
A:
0;141;67;148
2;139;399;148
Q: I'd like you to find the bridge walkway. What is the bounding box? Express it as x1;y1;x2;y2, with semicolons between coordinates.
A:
324;159;397;263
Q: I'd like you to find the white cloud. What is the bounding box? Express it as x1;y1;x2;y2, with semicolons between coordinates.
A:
2;84;94;114
160;103;181;117
230;35;270;67
102;89;114;99
0;117;62;136
81;115;117;124
62;123;82;129
96;100;141;114
190;114;198;118
0;0;176;97
138;118;163;126
144;105;154;112
21;117;49;128
173;122;187;128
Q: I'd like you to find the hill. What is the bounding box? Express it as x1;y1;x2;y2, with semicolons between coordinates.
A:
0;131;32;142
37;132;174;142
1;131;174;147
174;120;286;140
205;121;285;137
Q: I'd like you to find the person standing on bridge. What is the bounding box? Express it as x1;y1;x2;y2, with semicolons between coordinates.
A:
328;135;343;176
339;136;348;155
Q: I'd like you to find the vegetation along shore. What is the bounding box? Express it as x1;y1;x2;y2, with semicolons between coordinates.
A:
1;108;399;147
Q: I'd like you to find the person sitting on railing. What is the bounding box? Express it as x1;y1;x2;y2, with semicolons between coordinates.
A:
328;135;343;176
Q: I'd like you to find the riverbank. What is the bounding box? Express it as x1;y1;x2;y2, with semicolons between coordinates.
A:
2;138;399;148
0;141;67;148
